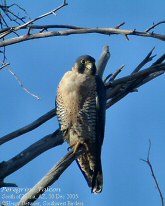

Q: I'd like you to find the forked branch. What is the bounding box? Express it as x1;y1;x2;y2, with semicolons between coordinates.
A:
141;140;164;206
0;0;68;39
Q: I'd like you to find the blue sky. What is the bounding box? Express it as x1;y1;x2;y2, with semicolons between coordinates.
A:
0;0;165;205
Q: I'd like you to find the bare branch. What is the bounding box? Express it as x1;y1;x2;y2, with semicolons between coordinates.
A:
97;45;110;78
131;47;156;74
0;109;56;145
145;20;165;32
6;65;40;100
0;24;84;34
0;130;63;181
106;63;165;107
0;2;30;28
141;140;164;206
115;22;125;29
106;52;165;108
107;63;165;89
17;148;85;205
0;22;165;47
0;0;68;39
152;54;165;66
0;62;9;70
109;65;125;81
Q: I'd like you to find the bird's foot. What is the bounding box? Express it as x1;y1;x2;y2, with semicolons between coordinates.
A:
73;141;81;154
67;141;82;154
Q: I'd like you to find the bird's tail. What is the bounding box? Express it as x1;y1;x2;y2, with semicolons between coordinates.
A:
91;165;103;193
76;154;103;193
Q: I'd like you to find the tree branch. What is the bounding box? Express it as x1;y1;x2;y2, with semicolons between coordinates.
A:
131;47;156;74
0;62;9;70
0;22;164;47
17;148;85;206
97;45;110;78
0;0;68;39
0;2;29;27
145;20;165;32
141;140;164;206
0;108;56;145
0;129;63;182
6;65;40;100
0;24;84;34
106;53;165;108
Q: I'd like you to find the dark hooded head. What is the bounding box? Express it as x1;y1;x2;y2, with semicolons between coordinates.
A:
73;55;96;75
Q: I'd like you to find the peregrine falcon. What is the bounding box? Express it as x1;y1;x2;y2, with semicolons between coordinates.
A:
56;55;106;193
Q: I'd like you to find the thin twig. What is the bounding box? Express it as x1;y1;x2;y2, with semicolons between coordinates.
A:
109;65;125;81
152;54;165;66
106;53;165;108
115;22;125;29
8;3;30;17
145;20;165;32
0;0;68;39
141;140;164;206
106;65;165;108
106;63;165;89
6;65;40;100
131;47;156;74
0;1;29;27
0;62;9;70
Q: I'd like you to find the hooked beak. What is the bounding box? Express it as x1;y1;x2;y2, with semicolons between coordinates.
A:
85;61;96;75
86;62;94;70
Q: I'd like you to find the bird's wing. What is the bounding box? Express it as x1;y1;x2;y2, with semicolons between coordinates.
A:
76;75;106;193
91;75;106;192
95;75;106;156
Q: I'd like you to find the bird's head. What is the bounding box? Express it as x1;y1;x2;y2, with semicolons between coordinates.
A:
73;55;96;75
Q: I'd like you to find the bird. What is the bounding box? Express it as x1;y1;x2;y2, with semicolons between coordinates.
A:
56;55;106;193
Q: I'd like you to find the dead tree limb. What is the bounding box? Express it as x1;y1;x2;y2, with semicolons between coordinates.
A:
6;65;40;100
0;62;9;70
0;129;63;186
0;24;164;47
17;148;85;206
0;109;56;145
145;20;165;32
0;0;68;40
0;2;29;28
141;140;164;206
97;45;110;77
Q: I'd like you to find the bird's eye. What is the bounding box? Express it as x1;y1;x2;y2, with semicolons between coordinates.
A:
81;59;85;64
